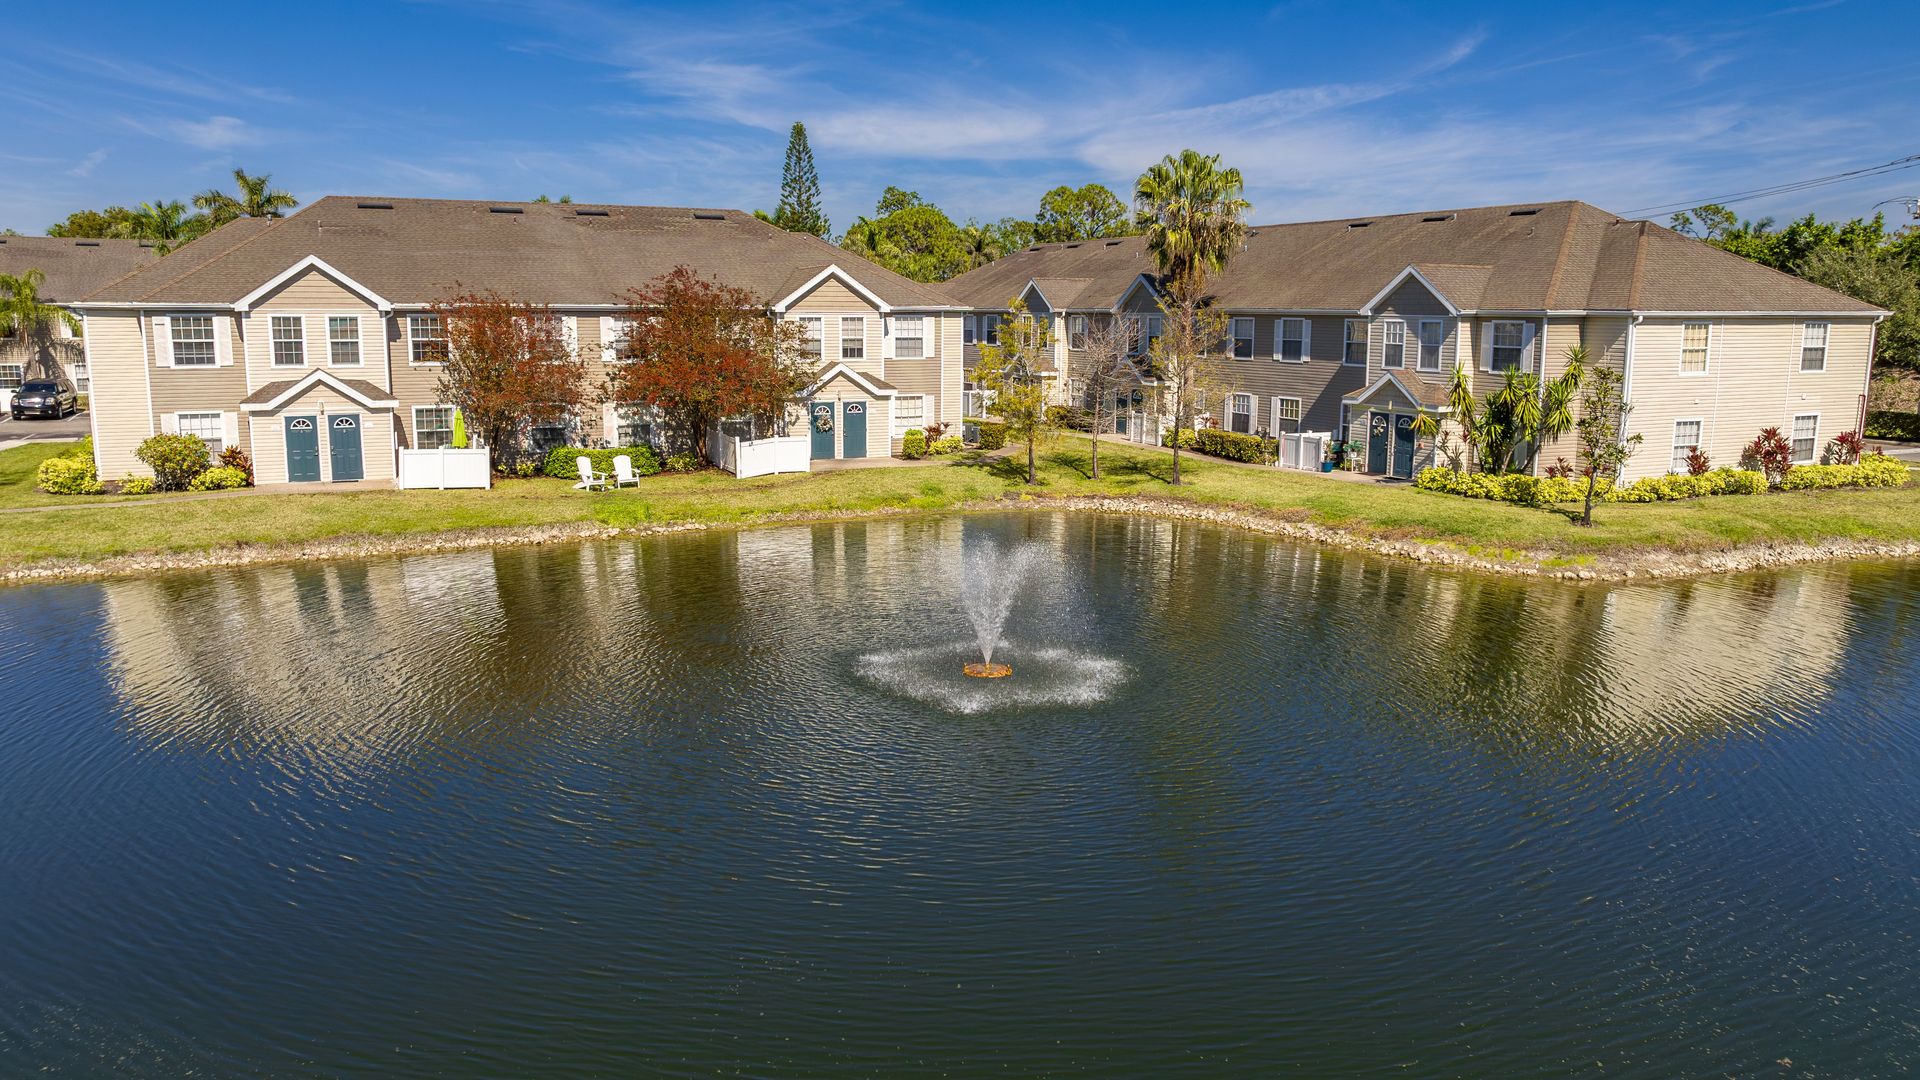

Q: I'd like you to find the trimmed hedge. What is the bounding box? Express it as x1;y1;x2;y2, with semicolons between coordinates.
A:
187;466;250;492
969;419;1008;451
1607;469;1766;502
136;433;211;492
1414;467;1606;507
929;435;963;455
1775;455;1909;491
1046;405;1094;432
118;475;156;495
1865;410;1920;442
542;445;663;480
1161;427;1274;464
901;429;928;459
37;454;103;495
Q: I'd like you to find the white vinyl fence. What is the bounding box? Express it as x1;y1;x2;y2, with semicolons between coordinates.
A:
397;448;492;489
1276;431;1331;471
707;431;810;479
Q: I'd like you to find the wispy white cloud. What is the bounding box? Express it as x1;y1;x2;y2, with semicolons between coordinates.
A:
121;115;268;151
69;149;108;178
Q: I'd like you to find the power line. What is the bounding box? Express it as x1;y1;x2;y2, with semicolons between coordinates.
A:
1624;153;1920;217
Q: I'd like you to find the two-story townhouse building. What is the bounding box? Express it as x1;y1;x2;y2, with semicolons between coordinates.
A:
945;201;1884;482
75;198;968;484
0;235;157;394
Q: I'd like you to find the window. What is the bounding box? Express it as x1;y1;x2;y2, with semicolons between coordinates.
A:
963;316;976;346
1343;319;1366;366
797;316;823;361
72;362;89;393
1129;314;1162;355
1417;320;1444;371
530;415;572;452
1231;317;1255;359
169;315;217;367
1671;420;1702;474
1069;315;1088;350
1791;413;1818;463
1272;396;1302;425
327;316;361;365
177;411;224;455
409;314;448;364
1800;322;1828;372
979;314;1001;346
270;315;306;366
1229;393;1253;433
1276;318;1308;363
1382;320;1405;369
0;364;22;389
840;316;865;360
1490;320;1528;372
893;315;925;359
617;412;654;447
894;394;926;433
1680;321;1709;374
413;406;454;450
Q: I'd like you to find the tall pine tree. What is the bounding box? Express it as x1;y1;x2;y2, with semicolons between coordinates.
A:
772;122;829;238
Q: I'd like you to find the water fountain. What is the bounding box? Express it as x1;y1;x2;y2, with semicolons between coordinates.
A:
852;537;1129;714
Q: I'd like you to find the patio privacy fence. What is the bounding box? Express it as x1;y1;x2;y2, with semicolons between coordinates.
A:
1276;431;1331;471
397;448;492;489
706;430;810;479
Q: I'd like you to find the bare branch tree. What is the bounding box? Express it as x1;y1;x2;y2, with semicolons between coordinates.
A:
1076;314;1139;480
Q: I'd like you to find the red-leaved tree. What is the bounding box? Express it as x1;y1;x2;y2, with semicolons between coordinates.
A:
432;291;591;471
607;267;810;461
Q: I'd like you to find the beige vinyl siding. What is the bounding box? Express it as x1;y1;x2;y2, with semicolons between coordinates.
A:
245;269;389;391
787;278;883;381
250;384;396;485
83;310;154;478
386;314;445;448
1528;317;1587;469
1620;316;1874;482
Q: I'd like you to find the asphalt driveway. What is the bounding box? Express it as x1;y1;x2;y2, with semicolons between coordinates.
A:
0;411;90;447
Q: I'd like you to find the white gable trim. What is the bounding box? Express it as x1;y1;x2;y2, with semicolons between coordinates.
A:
1360;265;1460;317
239;367;400;413
1344;371;1446;411
770;264;892;315
235;256;394;314
1111;274;1162;313
800;361;897;399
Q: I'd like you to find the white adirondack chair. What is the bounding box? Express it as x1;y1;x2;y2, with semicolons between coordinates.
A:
575;455;610;491
611;454;642;488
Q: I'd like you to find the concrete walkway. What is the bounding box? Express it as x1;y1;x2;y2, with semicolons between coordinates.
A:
1085;432;1402;484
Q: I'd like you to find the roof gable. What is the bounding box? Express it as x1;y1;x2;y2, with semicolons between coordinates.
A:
236;256;393;313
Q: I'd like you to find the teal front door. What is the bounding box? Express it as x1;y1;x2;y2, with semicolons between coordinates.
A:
1392;415;1417;478
810;402;834;459
285;415;321;482
1366;412;1389;474
842;401;867;459
329;413;364;481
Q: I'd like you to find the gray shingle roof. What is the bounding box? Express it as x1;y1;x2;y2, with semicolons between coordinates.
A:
0;236;158;303
238;374;396;407
944;201;1881;315
83;197;956;309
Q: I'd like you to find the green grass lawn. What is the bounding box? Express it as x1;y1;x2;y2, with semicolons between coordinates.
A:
2;437;1917;570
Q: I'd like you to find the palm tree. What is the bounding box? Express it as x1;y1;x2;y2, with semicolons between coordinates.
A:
1;269;83;380
958;224;1003;271
124;200;209;254
1132;149;1251;302
193;168;298;227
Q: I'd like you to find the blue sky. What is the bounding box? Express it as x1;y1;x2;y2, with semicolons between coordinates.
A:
2;0;1914;236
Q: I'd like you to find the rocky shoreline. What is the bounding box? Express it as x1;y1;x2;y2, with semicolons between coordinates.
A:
3;494;1917;586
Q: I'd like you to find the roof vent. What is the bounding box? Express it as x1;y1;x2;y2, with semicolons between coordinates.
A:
489;206;524;214
75;240;100;247
1422;214;1455;223
1508;208;1540;217
692;212;726;221
356;201;394;210
1347;221;1372;230
1105;240;1122;246
1064;243;1081;249
138;241;155;248
573;208;610;217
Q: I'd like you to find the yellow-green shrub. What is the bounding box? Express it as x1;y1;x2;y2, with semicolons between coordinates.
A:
1413;467;1606;507
187;466;250;491
36;453;103;495
118;475;157;495
1161;427;1274;464
1776;456;1909;491
901;429;928;459
1605;469;1766;502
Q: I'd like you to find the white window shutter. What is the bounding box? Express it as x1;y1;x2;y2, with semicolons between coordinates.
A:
1523;322;1538;372
214;314;234;366
160;413;179;434
222;412;239;447
600;316;617;362
562;315;579;356
153;315;173;367
402;315;413;362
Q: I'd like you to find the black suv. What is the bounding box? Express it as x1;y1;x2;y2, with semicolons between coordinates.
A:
10;380;78;420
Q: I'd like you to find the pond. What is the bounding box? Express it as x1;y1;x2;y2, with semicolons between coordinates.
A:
2;513;1918;1077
